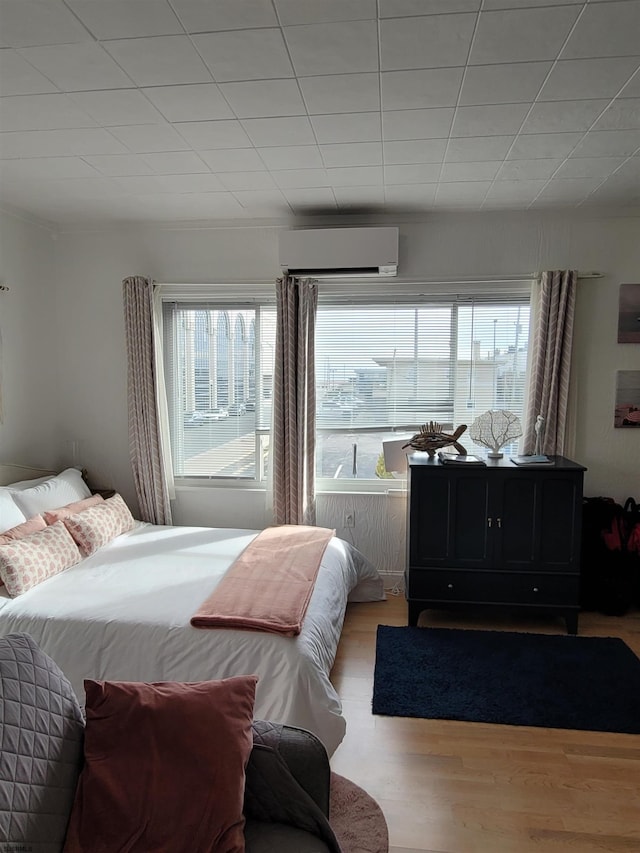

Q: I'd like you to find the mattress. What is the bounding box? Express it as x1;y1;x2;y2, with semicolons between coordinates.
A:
0;522;384;755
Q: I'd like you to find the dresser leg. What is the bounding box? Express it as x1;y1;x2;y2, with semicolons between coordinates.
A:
565;612;579;635
407;601;422;626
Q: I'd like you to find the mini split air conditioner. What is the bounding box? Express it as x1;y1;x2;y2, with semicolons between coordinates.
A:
279;226;399;278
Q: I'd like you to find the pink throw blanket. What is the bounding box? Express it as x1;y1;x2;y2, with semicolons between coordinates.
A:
190;525;335;636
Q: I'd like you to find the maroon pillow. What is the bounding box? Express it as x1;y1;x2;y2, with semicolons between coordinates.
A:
63;676;257;853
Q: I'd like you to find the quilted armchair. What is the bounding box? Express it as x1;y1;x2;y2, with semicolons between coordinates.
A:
0;633;340;852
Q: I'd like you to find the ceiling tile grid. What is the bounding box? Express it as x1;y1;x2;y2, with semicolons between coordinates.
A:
0;0;639;225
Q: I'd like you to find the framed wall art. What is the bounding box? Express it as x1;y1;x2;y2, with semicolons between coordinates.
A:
614;370;640;427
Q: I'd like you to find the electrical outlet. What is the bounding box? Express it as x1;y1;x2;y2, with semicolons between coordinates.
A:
344;511;355;528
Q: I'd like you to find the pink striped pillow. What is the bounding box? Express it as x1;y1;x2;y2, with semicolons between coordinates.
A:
43;494;104;525
63;493;136;557
0;521;82;596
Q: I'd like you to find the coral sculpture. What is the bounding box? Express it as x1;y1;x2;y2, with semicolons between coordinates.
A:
469;410;523;458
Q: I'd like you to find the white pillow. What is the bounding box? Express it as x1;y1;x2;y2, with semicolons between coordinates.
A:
0;490;28;533
10;468;91;517
6;474;54;491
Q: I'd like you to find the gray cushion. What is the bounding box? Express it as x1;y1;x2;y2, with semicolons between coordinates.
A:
0;633;84;852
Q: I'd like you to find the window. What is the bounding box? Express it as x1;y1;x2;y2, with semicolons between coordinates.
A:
314;294;530;485
162;300;275;481
161;286;530;489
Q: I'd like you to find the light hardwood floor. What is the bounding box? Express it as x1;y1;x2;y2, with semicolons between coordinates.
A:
329;594;640;853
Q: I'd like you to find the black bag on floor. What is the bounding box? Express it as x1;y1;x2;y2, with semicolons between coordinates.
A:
580;497;635;616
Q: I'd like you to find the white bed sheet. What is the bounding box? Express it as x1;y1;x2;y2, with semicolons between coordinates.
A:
0;523;384;755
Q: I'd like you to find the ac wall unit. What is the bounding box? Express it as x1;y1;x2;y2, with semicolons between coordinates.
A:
279;226;399;278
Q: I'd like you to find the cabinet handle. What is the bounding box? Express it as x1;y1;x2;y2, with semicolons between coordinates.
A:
533;587;539;593
447;583;454;589
487;517;492;527
496;517;502;528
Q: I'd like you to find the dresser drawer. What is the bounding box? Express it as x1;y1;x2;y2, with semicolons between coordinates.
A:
407;569;579;607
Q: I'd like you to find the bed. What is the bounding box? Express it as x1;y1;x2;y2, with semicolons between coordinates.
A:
0;464;385;755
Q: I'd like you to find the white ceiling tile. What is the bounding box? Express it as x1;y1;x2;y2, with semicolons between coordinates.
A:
451;104;530;137
104;37;212;87
18;43;135;92
107;123;191;153
384;163;441;184
533;177;603;201
0;128;129;158
333;185;385;206
483;179;547;202
275;0;376;25
141;84;234;122
380;14;476;71
285;21;379;77
68;90;166;126
553;157;626;180
299;74;380;114
435;181;490;202
232;189;290;215
381;0;480;13
326;166;383;186
0;50;58;95
440;161;502;182
539;58;640;102
310;113;381;144
469;7;581;65
482;0;582;7
620;72;640;98
507;132;584;160
219;79;305;118
0;1;92;47
382;108;454;140
199;148;266;172
114;175;171;194
445;136;515;162
384;139;447;164
45;176;125;198
459;62;551;105
83;154;155;177
273;169;330;188
174;121;253;150
570;130;640;158
134;192;246;219
561;1;640;60
218;171;277;191
496;159;563;181
67;0;183;39
592;98;640;131
320;141;382;168
169;0;278;32
0;93;97;131
282;188;338;210
0;156;100;179
521;100;610;134
384;183;437;207
257;145;323;170
151;174;226;193
381;68;464;110
193;30;294;82
241;116;316;147
143;151;209;174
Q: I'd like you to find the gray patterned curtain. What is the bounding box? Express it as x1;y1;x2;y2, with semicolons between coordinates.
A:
122;276;172;524
272;276;318;526
522;270;578;456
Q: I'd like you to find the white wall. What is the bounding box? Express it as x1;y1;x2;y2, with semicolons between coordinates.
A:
0;209;59;466
10;209;639;575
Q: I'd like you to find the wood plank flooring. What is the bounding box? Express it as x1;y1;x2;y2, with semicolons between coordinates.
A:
329;594;640;853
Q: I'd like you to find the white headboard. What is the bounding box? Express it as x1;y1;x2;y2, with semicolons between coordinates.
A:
0;463;57;486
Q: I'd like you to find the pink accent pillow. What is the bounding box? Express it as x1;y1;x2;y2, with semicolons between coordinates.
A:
43;494;104;525
62;493;136;556
63;676;258;853
0;521;82;596
0;514;46;545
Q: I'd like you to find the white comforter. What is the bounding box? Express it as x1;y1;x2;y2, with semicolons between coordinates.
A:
0;523;384;755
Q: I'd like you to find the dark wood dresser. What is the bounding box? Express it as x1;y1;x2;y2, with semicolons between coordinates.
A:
405;455;586;634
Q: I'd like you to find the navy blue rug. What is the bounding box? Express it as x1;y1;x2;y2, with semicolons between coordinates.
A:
372;625;640;734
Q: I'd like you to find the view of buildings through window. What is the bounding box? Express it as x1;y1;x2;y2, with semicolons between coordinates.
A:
163;298;530;483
